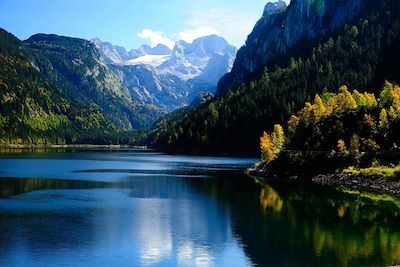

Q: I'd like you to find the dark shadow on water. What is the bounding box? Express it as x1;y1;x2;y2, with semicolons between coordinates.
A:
187;173;400;267
0;177;118;198
74;168;239;176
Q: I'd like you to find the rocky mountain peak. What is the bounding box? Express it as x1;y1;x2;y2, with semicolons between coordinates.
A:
102;35;237;111
149;44;172;55
263;0;287;17
168;35;236;64
218;0;379;94
92;39;172;65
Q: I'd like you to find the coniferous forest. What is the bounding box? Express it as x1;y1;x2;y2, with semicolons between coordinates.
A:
149;0;400;154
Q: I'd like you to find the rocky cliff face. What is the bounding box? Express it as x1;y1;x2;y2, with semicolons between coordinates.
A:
218;0;378;93
110;64;189;110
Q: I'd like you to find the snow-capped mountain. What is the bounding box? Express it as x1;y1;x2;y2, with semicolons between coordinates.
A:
91;35;237;111
91;38;172;65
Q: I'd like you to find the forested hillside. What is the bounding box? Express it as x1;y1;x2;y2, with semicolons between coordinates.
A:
218;0;385;94
261;82;400;160
149;0;400;153
0;29;161;145
257;82;400;179
25;34;161;130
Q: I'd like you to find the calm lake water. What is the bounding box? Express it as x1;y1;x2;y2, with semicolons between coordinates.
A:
0;149;399;267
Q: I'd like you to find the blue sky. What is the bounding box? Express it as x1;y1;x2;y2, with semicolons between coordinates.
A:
0;0;290;50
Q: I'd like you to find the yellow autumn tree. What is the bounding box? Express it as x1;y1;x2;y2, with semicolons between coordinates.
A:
271;124;285;154
287;115;300;135
363;92;378;109
388;106;397;121
301;102;313;125
378;81;394;107
337;139;346;152
335;85;358;113
393;84;400;109
352;90;377;110
379;108;389;129
260;131;275;163
325;96;337;116
311;94;326;123
260;124;285;163
352;90;367;108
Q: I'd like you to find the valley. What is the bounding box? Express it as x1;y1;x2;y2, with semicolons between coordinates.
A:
1;0;400;266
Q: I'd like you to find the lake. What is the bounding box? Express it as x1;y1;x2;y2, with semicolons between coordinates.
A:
0;149;399;267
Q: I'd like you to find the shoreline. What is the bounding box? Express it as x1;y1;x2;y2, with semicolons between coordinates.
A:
312;173;400;197
246;167;400;198
0;144;148;149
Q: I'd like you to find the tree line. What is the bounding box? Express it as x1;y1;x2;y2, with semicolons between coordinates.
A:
149;0;400;154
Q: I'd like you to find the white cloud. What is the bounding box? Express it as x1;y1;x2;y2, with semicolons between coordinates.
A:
177;27;218;43
186;8;259;48
137;7;260;49
134;1;293;50
138;27;218;49
137;29;175;49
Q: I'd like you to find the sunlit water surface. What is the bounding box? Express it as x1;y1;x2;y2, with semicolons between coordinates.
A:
0;149;399;267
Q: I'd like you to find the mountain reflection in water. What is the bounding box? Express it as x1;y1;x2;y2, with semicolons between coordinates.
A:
0;150;399;267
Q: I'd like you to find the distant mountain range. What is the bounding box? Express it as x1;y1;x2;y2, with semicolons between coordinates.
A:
92;35;237;111
0;29;162;144
0;27;237;144
91;39;172;65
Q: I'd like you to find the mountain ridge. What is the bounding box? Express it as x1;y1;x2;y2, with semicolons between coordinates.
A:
0;28;163;145
94;35;237;111
91;37;172;65
218;0;380;94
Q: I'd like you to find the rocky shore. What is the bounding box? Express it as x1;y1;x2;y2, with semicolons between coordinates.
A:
247;167;400;197
312;173;400;197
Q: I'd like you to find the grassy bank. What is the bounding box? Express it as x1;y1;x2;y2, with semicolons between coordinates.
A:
342;166;400;180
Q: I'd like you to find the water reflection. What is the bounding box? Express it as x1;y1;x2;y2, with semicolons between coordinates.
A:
0;177;114;198
259;185;283;213
0;176;252;267
0;150;399;267
197;175;400;267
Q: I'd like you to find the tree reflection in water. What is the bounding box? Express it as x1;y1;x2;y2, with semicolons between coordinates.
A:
192;173;400;267
258;181;400;266
0;168;399;266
